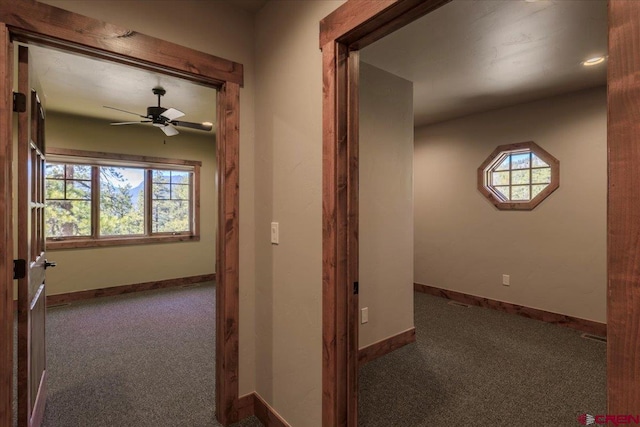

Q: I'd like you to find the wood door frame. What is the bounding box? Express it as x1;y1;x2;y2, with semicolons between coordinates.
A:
0;1;243;425
320;0;640;424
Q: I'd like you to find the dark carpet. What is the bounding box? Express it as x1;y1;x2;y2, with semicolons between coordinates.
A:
14;282;260;427
358;292;607;427
12;286;606;426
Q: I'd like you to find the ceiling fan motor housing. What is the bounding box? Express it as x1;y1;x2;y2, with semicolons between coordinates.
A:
147;106;168;124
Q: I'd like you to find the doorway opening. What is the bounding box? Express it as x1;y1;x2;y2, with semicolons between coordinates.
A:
321;0;638;424
0;2;242;426
12;41;221;426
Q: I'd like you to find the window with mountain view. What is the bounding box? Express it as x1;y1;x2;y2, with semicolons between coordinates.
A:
45;149;201;248
477;141;559;211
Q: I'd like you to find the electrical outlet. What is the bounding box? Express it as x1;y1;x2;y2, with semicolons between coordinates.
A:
361;307;368;324
271;222;279;244
502;274;510;286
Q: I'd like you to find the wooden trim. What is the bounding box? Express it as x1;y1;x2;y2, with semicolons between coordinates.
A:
319;0;451;50
414;283;607;337
29;371;47;427
608;0;640;412
237;393;291;427
0;23;13;427
216;81;241;425
1;2;243;425
476;141;560;211
237;393;255;421
322;40;349;427
46;234;200;250
47;147;202;168
0;1;243;87
358;327;416;366
17;43;31;427
45;274;215;306
346;50;359;427
254;393;291;427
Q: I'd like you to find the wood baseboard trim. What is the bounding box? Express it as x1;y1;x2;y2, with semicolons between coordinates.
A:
237;393;256;421
414;283;607;337
358;327;416;366
237;392;291;427
46;274;215;306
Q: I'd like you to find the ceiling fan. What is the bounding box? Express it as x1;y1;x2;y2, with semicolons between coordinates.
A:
104;87;213;136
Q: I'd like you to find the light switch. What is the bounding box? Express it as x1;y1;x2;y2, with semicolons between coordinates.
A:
271;222;279;245
361;307;368;324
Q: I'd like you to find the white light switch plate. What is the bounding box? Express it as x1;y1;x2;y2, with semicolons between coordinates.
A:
271;222;279;244
361;307;368;324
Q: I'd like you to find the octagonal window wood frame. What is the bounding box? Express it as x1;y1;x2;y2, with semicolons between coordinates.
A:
477;141;560;211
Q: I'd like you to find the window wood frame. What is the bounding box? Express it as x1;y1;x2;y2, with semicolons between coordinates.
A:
477;141;559;211
45;147;201;249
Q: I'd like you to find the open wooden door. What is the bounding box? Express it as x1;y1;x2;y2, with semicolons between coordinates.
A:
16;44;50;427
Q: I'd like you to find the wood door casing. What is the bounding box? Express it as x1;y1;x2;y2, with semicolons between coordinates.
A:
0;23;14;427
17;45;47;427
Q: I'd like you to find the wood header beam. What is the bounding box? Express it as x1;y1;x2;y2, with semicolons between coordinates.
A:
0;0;243;87
320;0;451;50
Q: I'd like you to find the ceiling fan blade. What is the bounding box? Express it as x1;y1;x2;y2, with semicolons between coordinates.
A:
111;121;152;126
161;108;185;121
161;124;179;136
104;106;148;118
172;120;213;131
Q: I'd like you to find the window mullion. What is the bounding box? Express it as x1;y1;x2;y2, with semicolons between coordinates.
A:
92;165;100;239
146;169;152;236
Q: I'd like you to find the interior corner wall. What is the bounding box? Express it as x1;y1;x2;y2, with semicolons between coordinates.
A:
414;86;607;323
36;0;257;396
254;1;345;426
359;62;414;348
45;111;217;295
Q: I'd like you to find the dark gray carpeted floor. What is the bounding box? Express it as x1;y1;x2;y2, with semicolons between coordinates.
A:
14;282;260;427
358;292;606;426
12;285;605;426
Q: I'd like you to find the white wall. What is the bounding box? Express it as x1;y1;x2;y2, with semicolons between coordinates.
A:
44;111;216;295
255;1;344;425
414;87;607;323
38;0;257;396
359;63;414;348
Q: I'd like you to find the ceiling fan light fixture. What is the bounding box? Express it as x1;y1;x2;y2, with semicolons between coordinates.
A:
582;56;606;67
105;87;212;137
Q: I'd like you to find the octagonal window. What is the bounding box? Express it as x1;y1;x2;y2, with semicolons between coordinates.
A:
477;141;559;210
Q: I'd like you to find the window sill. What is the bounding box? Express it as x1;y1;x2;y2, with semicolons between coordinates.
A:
46;234;200;250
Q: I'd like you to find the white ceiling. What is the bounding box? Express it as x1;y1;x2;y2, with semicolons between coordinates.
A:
360;0;608;126
26;0;269;132
28;44;217;133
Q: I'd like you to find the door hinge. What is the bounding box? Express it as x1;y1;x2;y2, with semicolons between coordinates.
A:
13;92;26;113
353;281;359;295
13;259;26;280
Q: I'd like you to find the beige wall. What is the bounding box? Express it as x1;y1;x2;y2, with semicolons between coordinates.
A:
359;63;414;348
38;0;257;395
255;1;344;425
44;111;217;294
414;87;607;323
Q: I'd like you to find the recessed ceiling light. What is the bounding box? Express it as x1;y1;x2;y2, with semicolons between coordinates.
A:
582;56;606;67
